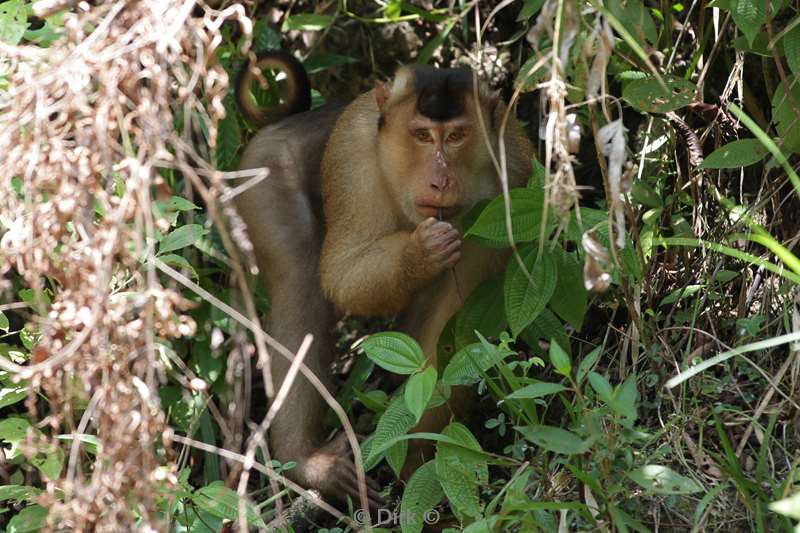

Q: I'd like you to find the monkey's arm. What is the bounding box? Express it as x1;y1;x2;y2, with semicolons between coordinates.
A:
320;218;459;316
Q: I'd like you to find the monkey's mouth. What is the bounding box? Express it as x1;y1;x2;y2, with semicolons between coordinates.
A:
415;203;461;219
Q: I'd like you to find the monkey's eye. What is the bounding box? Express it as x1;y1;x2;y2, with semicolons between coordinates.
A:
446;127;467;143
413;129;433;143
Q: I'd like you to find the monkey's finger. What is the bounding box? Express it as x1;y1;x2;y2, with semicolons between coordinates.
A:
338;472;385;510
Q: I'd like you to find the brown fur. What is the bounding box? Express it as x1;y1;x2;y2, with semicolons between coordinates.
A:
235;64;533;506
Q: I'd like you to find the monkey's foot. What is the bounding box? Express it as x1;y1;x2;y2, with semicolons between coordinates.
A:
299;432;384;512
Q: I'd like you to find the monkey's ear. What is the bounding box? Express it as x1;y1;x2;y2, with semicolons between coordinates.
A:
375;81;390;110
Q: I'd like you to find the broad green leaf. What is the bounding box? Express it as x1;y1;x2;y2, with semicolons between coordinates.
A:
0;311;8;332
550;249;587;330
622;76;695;113
166;196;199;211
400;461;444;533
158;224;208;254
520;308;571;359
453;276;506;349
732;0;765;47
405;367;437;423
630;180;663;208
0;417;31;444
361;332;426;375
609;374;639;427
514;425;591;455
504;246;557;336
0;386;26;409
588;372;613;403
771;81;800;154
217;103;241;171
0;485;40;503
386;440;408;479
607;0;658;45
627;465;703;494
6;505;48;533
157;253;197;279
577;347;602;384
548;339;572;377
253;20;281;52
465;188;547;247
435;456;482;519
193;482;267;527
506;381;567;400
304;53;358;74
365;396;416;469
517;0;546;21
0;0;26;46
700;139;768;168
282;14;334;31
659;284;705;305
785;23;800;77
32;446;63;479
442;342;511;386
437;423;488;485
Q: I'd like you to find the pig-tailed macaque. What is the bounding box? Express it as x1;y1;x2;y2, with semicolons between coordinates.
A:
234;51;533;507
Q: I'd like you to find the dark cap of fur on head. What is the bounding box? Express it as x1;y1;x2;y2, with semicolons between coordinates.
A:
412;66;473;122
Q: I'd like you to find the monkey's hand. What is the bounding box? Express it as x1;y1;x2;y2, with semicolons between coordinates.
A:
299;433;384;511
408;218;462;277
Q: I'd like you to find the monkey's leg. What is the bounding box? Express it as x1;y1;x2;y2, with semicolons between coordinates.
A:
399;242;506;477
236;179;382;508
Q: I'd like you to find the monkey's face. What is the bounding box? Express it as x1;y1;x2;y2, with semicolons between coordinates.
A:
377;91;497;225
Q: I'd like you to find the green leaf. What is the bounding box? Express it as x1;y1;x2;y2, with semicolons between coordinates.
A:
785;22;800;77
587;372;613;403
405;367;437;423
732;0;765;47
6;505;48;533
548;338;572;377
365;396;417;469
609;374;639;427
453;276;506;349
622;76;696;113
166;196;200;212
504;246;558;336
659;284;705;305
304;53;357;74
282;14;334;31
465;188;547;247
400;461;444;533
32;446;63;479
514;425;591;455
0;0;27;46
577;347;601;384
0;417;31;445
442;343;511;386
0;485;41;503
627;465;703;494
506;381;567;400
607;0;658;45
434;423;486;520
630;180;663;208
158;224;208;254
549;249;587;330
0;311;9;332
0;386;25;409
700;139;769;168
192;482;267;527
517;0;546;21
386;440;408;479
217;101;241;170
157;253;198;279
361;332;426;375
771;81;800;154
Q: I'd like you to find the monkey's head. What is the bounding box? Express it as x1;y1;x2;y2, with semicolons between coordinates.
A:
374;66;501;225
